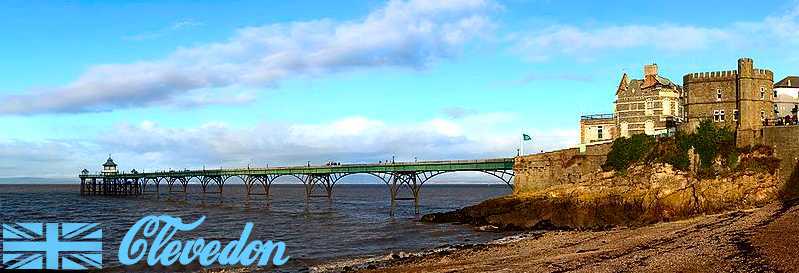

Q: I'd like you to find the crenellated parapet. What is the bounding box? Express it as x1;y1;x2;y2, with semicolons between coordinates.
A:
683;69;773;84
683;70;737;83
752;68;774;80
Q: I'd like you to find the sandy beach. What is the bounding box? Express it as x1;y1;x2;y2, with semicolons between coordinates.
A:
338;201;799;273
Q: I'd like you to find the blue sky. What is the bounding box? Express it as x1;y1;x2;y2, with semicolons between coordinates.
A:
2;0;799;178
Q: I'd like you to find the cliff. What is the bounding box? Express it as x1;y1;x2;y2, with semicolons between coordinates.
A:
424;150;791;230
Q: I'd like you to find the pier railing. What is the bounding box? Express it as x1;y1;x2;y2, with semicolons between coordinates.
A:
79;158;515;179
78;158;516;215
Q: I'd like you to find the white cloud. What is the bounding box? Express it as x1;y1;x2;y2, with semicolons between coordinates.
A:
511;4;799;61
513;24;732;61
0;0;498;115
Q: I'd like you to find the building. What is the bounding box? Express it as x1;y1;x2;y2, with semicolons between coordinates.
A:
579;114;616;145
102;156;118;175
614;64;683;137
683;58;774;147
579;64;682;146
774;76;799;118
579;57;795;149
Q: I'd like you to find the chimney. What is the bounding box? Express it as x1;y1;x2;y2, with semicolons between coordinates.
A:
642;64;658;88
644;64;658;77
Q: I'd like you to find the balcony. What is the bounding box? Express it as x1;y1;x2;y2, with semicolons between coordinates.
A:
580;113;614;120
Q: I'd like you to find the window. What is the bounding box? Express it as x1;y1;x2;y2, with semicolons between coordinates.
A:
620;122;629;138
645;120;655;135
761;111;766;121
733;109;739;121
761;87;766;99
774;89;778;98
713;110;720;122
720;110;725;122
716;89;722;101
597;126;603;139
774;104;779;114
645;98;654;116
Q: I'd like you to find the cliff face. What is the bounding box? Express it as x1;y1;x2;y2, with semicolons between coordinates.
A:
424;163;783;230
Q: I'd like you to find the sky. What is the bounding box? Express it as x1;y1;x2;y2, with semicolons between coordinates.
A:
2;0;799;179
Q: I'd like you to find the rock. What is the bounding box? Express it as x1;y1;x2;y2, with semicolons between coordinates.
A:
476;225;500;232
423;157;782;231
421;211;465;223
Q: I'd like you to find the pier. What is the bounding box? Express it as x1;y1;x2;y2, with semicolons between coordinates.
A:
79;158;515;215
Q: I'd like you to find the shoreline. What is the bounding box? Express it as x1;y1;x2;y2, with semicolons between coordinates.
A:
310;230;544;273
328;201;799;273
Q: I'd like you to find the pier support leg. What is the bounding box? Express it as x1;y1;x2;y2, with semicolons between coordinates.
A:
244;175;274;207
387;171;426;216
200;176;224;202
304;174;334;201
389;178;398;217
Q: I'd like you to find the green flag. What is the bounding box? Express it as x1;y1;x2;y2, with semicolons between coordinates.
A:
522;134;532;141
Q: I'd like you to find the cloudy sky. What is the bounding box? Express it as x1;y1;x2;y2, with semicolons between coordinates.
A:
2;0;799;179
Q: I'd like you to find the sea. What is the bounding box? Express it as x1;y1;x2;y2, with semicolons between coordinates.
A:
0;183;512;272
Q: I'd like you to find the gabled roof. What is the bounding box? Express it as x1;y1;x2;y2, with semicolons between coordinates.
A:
616;73;630;95
616;73;681;96
654;75;679;88
103;157;117;167
775;76;799;88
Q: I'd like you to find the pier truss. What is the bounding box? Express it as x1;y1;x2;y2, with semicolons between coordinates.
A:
79;158;514;215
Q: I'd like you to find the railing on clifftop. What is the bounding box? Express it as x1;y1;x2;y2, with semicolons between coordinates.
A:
580;113;614;120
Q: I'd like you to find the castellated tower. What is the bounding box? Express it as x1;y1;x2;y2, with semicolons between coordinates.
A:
683;58;774;147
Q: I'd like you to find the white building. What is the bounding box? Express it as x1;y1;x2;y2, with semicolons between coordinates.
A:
774;76;799;117
102;156;118;175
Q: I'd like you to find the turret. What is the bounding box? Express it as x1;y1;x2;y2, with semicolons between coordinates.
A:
738;58;753;78
736;57;774;147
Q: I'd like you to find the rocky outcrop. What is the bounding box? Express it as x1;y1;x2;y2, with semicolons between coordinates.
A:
424;163;782;230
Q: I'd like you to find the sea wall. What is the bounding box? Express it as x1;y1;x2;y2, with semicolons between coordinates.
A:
762;126;799;183
513;143;611;194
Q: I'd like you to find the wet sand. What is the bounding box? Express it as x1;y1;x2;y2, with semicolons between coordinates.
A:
349;201;799;273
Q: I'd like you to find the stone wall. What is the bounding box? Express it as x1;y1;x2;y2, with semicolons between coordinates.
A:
513;143;611;194
762;126;799;183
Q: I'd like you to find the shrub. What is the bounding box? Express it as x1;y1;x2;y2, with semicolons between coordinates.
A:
602;120;736;174
645;134;689;171
691;119;735;170
602;134;655;171
735;145;780;174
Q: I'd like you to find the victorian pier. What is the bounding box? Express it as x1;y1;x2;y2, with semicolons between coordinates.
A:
79;157;514;214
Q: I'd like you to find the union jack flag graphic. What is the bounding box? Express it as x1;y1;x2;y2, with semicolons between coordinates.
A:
2;223;102;270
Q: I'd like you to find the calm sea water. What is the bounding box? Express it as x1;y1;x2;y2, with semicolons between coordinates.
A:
0;183;511;272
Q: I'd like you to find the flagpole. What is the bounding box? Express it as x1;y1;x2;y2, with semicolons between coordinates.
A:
520;131;524;156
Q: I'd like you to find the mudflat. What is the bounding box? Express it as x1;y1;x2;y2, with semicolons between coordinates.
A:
355;202;799;273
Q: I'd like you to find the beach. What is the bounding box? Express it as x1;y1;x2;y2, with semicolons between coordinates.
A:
329;201;799;273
